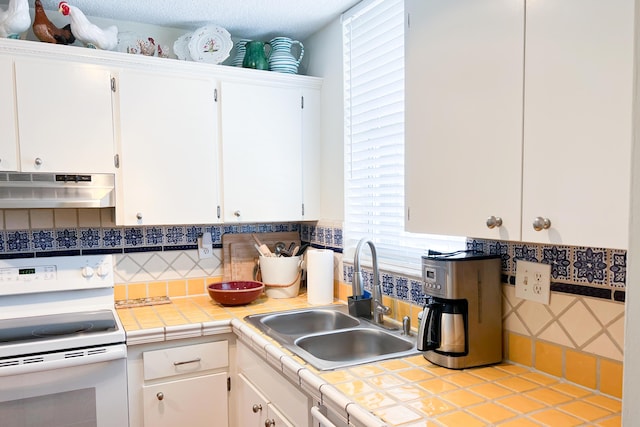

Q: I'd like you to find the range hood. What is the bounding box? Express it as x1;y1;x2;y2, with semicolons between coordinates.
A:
0;172;115;208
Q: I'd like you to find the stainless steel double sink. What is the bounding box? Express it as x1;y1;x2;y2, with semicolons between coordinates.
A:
245;305;419;370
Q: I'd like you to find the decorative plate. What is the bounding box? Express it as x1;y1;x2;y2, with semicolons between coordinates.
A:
188;25;233;64
117;31;169;58
173;32;192;60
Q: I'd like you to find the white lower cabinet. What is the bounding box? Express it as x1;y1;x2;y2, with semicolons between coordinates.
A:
143;372;228;427
128;337;231;427
234;341;311;427
236;373;294;427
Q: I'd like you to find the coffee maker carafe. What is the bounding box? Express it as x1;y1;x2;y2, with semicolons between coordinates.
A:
418;298;467;355
417;252;502;369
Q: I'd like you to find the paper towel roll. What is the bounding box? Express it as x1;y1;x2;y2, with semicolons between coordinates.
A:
306;249;334;305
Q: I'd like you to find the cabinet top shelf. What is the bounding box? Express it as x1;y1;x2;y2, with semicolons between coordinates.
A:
0;38;322;90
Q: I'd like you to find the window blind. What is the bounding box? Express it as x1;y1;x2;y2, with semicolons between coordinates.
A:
342;0;465;272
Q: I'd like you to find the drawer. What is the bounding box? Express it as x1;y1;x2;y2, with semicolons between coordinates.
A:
143;341;228;381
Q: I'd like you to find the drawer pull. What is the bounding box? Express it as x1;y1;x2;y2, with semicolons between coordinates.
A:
173;357;202;366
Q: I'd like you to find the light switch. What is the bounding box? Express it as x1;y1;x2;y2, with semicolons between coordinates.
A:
515;260;551;304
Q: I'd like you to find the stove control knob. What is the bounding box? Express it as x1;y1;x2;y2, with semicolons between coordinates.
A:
81;266;95;278
97;264;110;278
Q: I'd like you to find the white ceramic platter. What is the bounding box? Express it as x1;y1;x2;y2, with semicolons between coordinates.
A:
188;25;233;64
117;31;168;57
173;32;192;60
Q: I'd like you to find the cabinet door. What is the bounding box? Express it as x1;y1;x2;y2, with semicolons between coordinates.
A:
117;69;221;225
0;56;18;171
221;81;303;222
522;0;633;249
267;402;295;427
235;373;268;427
143;372;228;427
14;58;115;173
404;0;524;240
301;88;321;220
235;373;295;427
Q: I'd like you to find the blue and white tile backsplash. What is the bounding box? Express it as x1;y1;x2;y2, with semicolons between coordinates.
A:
0;222;303;256
340;236;626;306
0;209;625;304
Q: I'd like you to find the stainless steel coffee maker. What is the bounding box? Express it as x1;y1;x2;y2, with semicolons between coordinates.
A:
417;252;502;369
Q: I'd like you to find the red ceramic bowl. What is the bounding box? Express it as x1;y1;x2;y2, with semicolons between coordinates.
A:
207;281;265;306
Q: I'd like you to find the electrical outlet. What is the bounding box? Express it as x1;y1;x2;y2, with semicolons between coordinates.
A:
197;232;213;259
515;260;551;304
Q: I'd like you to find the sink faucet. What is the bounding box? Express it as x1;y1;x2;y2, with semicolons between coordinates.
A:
353;238;391;324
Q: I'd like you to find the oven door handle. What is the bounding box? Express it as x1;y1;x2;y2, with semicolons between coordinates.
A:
0;345;126;377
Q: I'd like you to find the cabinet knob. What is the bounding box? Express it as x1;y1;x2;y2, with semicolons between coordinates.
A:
34;157;43;166
136;212;143;220
265;419;275;427
156;392;164;401
532;217;551;231
234;210;241;218
252;404;262;413
486;216;503;229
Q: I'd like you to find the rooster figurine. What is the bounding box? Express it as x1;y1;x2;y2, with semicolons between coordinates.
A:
58;1;118;50
0;0;30;38
33;0;75;44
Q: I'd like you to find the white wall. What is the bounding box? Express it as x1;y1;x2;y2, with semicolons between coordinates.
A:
301;19;345;223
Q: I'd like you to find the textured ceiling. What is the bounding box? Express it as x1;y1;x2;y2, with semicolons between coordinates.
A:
10;0;362;41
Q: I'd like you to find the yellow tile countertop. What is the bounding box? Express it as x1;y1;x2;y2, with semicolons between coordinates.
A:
116;293;622;427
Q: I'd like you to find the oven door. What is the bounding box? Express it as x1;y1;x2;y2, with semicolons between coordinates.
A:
0;344;128;427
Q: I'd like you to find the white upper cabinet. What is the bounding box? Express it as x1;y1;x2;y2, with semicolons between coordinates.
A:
301;88;321;220
0;40;321;225
405;0;633;249
521;0;633;249
116;69;221;225
14;57;116;173
0;56;18;171
220;81;303;223
405;0;524;240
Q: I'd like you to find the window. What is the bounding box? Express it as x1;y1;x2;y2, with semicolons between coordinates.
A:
343;0;465;272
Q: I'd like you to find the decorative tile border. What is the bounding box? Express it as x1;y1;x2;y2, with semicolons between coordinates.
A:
0;222;302;258
342;263;427;306
302;221;343;252
340;237;625;306
468;238;626;303
0;215;625;304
